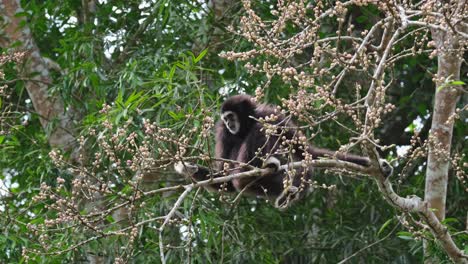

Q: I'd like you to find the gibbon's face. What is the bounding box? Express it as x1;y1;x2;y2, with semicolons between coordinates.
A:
221;111;240;135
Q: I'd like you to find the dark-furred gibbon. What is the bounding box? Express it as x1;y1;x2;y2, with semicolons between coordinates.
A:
175;95;392;209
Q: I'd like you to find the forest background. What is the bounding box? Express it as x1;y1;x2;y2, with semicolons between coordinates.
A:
0;0;466;263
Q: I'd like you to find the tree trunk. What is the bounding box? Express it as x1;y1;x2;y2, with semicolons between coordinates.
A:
423;15;463;262
0;1;105;262
0;0;75;149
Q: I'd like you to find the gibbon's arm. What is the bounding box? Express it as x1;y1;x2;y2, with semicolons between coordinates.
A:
174;162;236;192
229;130;285;195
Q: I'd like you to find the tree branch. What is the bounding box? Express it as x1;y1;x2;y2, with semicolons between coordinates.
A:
363;143;467;263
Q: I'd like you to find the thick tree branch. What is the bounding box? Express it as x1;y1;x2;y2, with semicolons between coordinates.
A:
148;149;467;263
363;143;467;263
144;158;372;197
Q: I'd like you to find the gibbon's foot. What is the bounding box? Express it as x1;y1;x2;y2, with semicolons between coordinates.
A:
262;156;281;172
379;159;393;178
274;185;300;210
174;161;198;177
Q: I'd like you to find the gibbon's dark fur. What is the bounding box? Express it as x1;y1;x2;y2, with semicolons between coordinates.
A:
175;95;392;209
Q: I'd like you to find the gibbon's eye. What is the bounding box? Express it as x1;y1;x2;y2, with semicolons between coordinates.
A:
225;113;234;121
221;111;240;135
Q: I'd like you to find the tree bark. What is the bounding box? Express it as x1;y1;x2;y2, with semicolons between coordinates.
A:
423;6;463;262
0;0;75;149
425;26;462;223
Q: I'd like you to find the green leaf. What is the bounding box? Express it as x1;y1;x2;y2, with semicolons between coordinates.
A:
14;11;29;17
449;80;465;85
406;123;416;133
89;73;100;87
168;111;181;120
377;219;393;236
438;79;465;91
106;215;115;223
194;49;208;63
397;231;414;240
356;15;367;23
441;218;459;224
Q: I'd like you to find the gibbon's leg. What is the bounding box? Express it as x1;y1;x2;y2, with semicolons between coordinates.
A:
174;162;236;192
230;132;285;197
273;165;311;210
230;142;260;193
309;147;393;177
274;186;300;210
